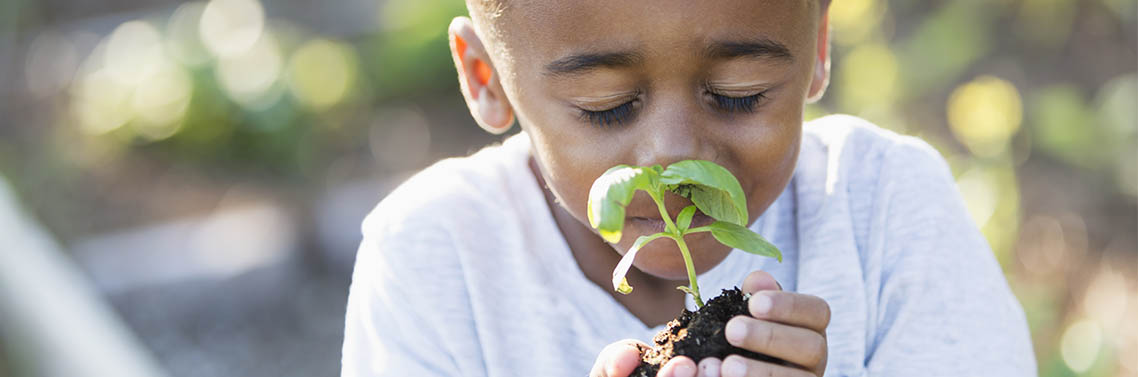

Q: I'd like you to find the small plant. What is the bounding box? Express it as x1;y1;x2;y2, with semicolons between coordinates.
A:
587;160;782;307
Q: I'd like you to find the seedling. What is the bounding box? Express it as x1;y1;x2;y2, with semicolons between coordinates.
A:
587;160;782;308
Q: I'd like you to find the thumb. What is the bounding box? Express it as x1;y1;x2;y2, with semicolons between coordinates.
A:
591;340;646;377
742;270;782;294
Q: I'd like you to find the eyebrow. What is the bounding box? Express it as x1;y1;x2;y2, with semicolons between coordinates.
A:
543;51;643;76
542;38;793;77
704;38;793;62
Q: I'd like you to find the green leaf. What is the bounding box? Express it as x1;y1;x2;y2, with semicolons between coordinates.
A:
587;166;659;243
706;221;782;262
660;160;748;226
687;185;744;226
611;233;668;293
676;205;697;231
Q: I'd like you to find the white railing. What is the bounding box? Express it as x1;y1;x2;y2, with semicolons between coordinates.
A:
0;177;167;377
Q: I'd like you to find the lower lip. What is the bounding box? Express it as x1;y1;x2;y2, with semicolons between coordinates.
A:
629;213;715;234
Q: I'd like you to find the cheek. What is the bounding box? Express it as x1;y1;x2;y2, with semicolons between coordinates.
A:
522;120;611;224
735;116;802;223
510;82;630;224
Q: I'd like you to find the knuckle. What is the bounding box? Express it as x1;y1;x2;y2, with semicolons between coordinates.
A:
786;293;805;318
754;321;776;351
801;333;827;367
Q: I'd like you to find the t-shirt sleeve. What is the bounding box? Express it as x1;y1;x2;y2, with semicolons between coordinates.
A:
341;235;455;377
341;208;478;377
864;139;1036;376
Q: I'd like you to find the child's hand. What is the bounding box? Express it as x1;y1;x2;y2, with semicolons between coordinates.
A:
588;340;700;377
708;271;831;377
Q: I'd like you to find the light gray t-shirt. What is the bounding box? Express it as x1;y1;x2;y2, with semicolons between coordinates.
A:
341;115;1037;377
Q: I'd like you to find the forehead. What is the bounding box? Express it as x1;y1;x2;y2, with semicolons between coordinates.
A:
491;0;818;67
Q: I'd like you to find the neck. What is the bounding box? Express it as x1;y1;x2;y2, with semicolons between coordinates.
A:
528;156;686;327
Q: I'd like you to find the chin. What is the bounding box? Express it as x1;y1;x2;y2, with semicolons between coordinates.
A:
629;234;731;280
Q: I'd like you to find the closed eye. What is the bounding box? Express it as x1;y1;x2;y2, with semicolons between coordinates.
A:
577;89;767;128
579;100;637;128
710;91;766;113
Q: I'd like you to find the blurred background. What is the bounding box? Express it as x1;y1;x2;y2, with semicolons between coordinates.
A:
0;0;1133;376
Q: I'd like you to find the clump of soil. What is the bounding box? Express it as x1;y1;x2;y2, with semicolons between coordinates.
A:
631;288;780;377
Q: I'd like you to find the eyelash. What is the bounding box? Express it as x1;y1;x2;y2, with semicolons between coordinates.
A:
711;92;766;113
578;91;767;128
580;100;637;128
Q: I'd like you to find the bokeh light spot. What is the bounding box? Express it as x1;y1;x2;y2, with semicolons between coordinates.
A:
131;56;193;140
1060;319;1102;373
216;31;282;109
1083;268;1130;332
71;69;133;135
199;0;265;58
1095;74;1137;136
287;39;359;111
104;21;164;86
837;43;898;111
166;2;211;67
829;0;881;46
1016;215;1067;276
947;76;1023;157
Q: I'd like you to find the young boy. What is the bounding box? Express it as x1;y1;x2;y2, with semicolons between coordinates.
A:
342;1;1037;376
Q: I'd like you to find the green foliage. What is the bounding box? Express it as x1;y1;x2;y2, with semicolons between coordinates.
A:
675;205;697;231
702;221;782;262
660;160;749;226
586;165;661;243
587;159;782;308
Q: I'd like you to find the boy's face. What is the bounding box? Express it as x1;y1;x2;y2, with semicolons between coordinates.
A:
464;1;826;280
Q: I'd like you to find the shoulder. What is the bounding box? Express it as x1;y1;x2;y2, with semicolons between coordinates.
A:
345;138;533;375
795;115;955;222
354;133;533;289
362;133;529;240
801;114;949;183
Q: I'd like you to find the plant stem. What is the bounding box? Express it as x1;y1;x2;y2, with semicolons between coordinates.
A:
649;190;704;308
673;235;703;307
650;191;678;234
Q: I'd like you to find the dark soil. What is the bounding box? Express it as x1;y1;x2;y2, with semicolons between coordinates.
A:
631;288;781;377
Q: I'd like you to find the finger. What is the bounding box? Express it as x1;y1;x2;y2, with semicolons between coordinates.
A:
742;270;781;294
724;316;827;369
658;356;696;377
590;339;647;377
749;291;831;333
720;355;815;377
697;357;721;377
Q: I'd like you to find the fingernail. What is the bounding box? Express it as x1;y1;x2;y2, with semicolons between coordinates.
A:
675;363;695;377
751;293;772;315
725;318;746;345
722;357;746;377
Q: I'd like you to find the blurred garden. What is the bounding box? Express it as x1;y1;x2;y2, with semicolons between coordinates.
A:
0;0;1134;376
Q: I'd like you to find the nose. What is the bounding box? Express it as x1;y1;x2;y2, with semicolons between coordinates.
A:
632;96;714;168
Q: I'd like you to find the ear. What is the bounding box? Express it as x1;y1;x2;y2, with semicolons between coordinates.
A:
805;10;831;104
449;17;515;134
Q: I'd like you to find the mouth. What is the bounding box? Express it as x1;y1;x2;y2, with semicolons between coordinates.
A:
628;211;715;234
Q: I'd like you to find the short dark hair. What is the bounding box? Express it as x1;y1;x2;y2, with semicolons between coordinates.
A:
468;0;834;21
